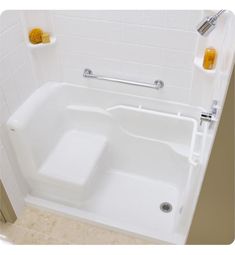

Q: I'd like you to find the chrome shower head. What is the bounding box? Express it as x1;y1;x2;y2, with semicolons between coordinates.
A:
197;10;226;36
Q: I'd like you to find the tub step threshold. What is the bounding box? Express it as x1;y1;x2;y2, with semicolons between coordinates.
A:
38;130;107;187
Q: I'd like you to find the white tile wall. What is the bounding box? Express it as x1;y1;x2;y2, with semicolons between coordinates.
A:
23;10;53;33
0;12;37;119
0;11;20;33
52;10;202;103
0;23;24;60
0;11;36;213
166;10;203;31
121;24;197;52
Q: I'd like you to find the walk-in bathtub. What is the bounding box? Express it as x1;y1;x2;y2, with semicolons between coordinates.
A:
7;82;209;244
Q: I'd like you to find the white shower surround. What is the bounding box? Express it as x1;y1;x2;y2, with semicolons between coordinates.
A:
0;10;235;244
7;81;206;244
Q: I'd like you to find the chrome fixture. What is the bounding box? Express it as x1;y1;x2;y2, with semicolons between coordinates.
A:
200;100;218;126
197;10;226;36
200;112;214;124
83;68;164;90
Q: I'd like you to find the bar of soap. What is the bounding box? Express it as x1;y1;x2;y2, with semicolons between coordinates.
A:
42;33;50;43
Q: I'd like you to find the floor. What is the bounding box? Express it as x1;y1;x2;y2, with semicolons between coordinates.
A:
0;206;153;244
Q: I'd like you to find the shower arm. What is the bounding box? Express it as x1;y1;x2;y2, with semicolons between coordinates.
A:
210;9;226;23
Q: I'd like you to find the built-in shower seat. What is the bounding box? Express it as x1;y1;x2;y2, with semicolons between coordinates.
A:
38;130;107;188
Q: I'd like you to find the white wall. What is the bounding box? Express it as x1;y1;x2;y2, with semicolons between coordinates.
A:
18;10;234;110
51;10;202;103
0;12;38;119
0;11;36;215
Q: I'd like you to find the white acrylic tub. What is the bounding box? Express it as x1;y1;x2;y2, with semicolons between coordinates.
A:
7;82;208;244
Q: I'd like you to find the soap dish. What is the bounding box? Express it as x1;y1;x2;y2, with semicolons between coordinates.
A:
194;57;216;74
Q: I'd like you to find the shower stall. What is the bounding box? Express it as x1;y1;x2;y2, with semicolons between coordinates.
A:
0;10;235;244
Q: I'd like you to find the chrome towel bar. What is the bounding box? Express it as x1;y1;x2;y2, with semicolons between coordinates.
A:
83;68;164;90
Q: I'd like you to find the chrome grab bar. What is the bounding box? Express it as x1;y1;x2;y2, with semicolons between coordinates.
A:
83;68;164;90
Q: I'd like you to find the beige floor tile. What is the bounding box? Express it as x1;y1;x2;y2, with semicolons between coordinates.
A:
0;223;69;244
0;206;154;245
15;207;59;234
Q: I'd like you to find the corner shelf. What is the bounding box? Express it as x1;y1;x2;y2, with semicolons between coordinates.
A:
194;57;216;75
27;37;56;50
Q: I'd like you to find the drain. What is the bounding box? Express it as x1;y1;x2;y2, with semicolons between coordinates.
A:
160;202;172;213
